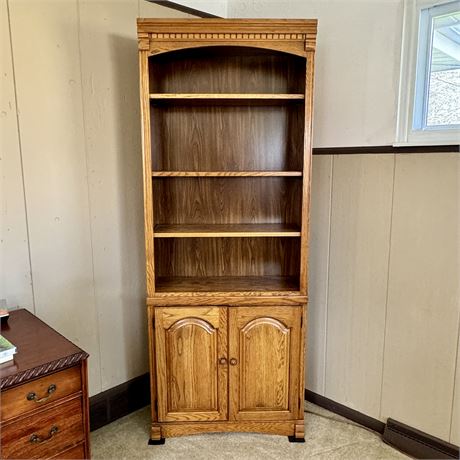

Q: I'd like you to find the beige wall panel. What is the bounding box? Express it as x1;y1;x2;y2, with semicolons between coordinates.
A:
451;324;460;445
227;0;403;148
78;1;194;391
0;0;34;310
381;153;460;441
78;0;148;391
307;155;332;394
325;154;394;418
8;0;101;395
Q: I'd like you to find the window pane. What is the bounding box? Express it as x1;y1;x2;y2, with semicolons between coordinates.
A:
426;10;460;127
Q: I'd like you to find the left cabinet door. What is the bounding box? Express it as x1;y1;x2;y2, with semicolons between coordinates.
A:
154;307;228;422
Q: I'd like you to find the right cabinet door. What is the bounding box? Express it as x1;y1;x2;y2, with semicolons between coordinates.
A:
229;306;302;421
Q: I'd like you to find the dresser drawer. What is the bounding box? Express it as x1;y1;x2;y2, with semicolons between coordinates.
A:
1;366;81;422
1;397;84;459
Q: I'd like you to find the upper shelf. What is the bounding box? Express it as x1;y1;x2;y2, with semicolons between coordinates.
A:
149;93;305;105
152;171;303;177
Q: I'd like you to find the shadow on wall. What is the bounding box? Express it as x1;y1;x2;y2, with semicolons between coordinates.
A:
109;33;148;375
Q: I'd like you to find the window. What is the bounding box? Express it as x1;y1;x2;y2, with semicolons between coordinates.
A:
396;0;460;145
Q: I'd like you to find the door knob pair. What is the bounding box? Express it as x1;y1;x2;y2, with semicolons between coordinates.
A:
219;357;237;365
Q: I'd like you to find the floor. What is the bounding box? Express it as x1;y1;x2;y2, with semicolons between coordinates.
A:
91;403;410;459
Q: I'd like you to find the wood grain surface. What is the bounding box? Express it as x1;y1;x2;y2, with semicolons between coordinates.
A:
154;420;298;438
151;104;304;171
153;223;301;238
1;367;81;423
149;46;306;94
139;19;316;439
0;309;88;390
1;396;84;459
154;238;300;278
153;178;302;225
152;171;302;177
229;307;301;421
155;307;227;422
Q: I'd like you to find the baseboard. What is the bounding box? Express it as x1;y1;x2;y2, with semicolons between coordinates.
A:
305;389;459;459
383;418;459;459
89;373;150;431
89;378;459;459
305;389;385;434
312;145;459;155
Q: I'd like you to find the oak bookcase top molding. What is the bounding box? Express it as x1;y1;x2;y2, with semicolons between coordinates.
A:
137;18;318;56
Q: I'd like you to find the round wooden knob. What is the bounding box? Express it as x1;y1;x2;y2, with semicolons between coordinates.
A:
218;357;227;365
229;358;238;366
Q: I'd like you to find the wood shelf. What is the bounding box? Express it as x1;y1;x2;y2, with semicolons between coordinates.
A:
152;171;303;177
154;223;301;238
150;93;305;105
155;276;300;294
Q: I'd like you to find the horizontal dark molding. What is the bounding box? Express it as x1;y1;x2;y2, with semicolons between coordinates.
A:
147;0;221;18
312;145;459;155
90;377;460;460
383;418;459;459
305;389;385;434
89;373;150;431
306;389;459;459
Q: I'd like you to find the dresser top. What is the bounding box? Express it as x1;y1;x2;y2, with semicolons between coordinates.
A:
0;309;88;390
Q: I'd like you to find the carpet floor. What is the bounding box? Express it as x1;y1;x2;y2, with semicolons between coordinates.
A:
91;403;410;459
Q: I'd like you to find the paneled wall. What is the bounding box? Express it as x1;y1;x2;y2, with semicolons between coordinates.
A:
308;153;459;444
1;0;459;446
1;0;193;395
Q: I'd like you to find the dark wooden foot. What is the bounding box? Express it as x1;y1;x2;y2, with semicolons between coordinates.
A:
148;438;165;445
288;435;305;443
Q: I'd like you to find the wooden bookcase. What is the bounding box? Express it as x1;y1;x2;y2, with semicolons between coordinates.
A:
137;19;317;443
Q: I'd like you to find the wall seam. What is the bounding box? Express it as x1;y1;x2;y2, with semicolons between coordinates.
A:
448;299;460;442
6;0;36;314
76;0;103;393
378;153;397;420
323;154;334;395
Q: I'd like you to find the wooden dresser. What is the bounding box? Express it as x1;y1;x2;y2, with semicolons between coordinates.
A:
0;309;90;459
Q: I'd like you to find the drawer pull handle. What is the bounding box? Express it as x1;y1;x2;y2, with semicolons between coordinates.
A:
29;426;59;444
27;384;57;403
229;358;238;366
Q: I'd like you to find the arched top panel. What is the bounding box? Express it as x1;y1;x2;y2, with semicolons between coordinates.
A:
241;317;290;335
148;46;307;95
168;317;215;335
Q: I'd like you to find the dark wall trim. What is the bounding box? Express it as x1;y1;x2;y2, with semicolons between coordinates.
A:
306;389;459;459
89;373;150;431
90;377;459;460
305;389;385;434
383;418;459;459
147;0;221;18
312;145;459;155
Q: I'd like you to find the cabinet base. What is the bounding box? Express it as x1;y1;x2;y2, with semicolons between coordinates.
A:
151;420;305;439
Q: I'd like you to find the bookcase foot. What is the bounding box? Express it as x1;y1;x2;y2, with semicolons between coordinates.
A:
148;438;165;445
288;422;305;442
288;435;305;443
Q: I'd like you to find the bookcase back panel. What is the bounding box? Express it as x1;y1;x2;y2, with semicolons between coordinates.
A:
151;104;304;171
154;237;300;278
153;177;302;225
149;47;306;94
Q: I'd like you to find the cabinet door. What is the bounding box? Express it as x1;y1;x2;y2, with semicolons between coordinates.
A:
229;307;302;421
154;307;228;421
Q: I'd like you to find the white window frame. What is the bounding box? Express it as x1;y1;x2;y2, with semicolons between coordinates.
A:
395;0;460;146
